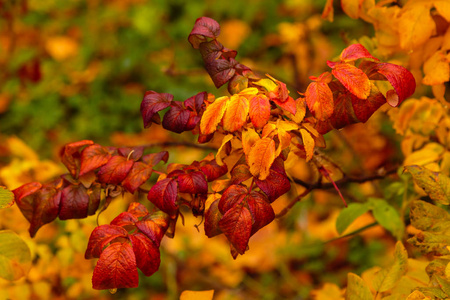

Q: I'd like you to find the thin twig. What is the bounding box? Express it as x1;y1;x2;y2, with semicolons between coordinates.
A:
323;221;378;244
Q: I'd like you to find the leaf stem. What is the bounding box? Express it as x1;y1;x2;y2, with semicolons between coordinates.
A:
323;221;378;244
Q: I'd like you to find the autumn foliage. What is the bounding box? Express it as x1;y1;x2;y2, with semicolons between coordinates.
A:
2;0;450;298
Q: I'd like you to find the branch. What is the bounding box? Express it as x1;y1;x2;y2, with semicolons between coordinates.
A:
141;141;218;151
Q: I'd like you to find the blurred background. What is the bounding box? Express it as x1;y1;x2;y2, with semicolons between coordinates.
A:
0;0;398;299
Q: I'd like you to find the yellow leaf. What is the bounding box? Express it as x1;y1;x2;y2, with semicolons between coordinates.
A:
180;290;214;300
300;128;315;162
200;96;229;135
422;50;450;85
404;143;445;166
0;230;31;281
45;36;79;61
311;283;344;300
341;0;364;19
220;19;251;49
216;134;234;166
262;122;277;138
242;128;260;157
223;95;249;132
345;273;373;300
399;4;434;50
248;137;276;180
406;290;431;300
289;98;306;123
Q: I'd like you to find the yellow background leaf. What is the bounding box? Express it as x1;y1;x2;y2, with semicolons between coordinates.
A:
310;283;344;300
422;51;449;85
345;272;373;300
180;290;214;300
399;4;434;50
0;230;31;281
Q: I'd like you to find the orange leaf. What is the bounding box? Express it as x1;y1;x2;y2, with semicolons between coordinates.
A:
332;63;370;99
340;0;364;19
180;290;214;300
242;128;260;158
322;0;334;22
249;94;270;129
248;138;276;180
200;96;229;135
300;129;315;162
223;95;249;132
399;4;434;50
305;75;334;121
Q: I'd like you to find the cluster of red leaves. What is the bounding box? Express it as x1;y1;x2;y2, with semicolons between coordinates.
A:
85;202;169;289
12;140;169;237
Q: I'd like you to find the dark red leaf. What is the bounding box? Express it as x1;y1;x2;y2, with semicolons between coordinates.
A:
80;144;112;176
375;62;416;107
177;171;208;194
204;58;237;88
59;184;89;220
92;242;139;290
219;204;252;255
118;147;144;161
162;103;193;133
199;40;226;62
255;158;291;202
351;90;386;123
147;178;178;215
246;191;275;235
140;91;173;128
218;184;248;214
204;198;223;238
13;182;42;202
188;16;221;49
110;212;139;227
340;44;379;62
15;184;60;237
199;159;228;182
85;225;129;259
230;162;252;185
98;156;134;185
129;233;160;276
184;91;208;113
61;140;94;177
122;162;153;194
142;151;169;167
136;220;165;247
328;91;359;130
87;183;101;215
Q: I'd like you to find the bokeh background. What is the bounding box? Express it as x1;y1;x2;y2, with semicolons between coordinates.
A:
0;0;401;299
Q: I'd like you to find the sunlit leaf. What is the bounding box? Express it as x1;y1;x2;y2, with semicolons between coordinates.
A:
248;137;276;180
249;94;270;129
223;95;249;132
180;290;214;300
200;96;229;135
305;73;334;121
80;144;112;176
97;156;134;185
123;162;153;194
339;44;379;62
332;63;370;99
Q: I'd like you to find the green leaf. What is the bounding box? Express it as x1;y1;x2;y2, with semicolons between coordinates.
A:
373;241;408;293
405;165;450;205
408;231;450;255
336;202;370;235
0;186;14;209
0;230;31;281
369;198;404;239
434;275;450;297
345;273;373;300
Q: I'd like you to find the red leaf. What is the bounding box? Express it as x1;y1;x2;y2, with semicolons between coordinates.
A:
340;44;379;62
61;140;94;177
305;77;334;121
249;95;271;129
92;242;139;290
351;89;386;123
59;184;89;220
140;91;173;128
177;171;208;194
98;156;134;185
255;158;291;202
129;233;160;276
218;204;252;255
328;91;359;130
15;184;60;237
204;58;237;88
199;40;227;63
272;96;297;115
127;202;149;218
188;17;221;49
184;91;208;113
85;225;128;259
332;63;371;99
230;162;252;185
136;219;165;247
122;162;153;194
246;191;275;235
218;184;248;214
199;159;228;182
80;144;112;176
204;198;223;238
375;63;416;107
162;103;194;133
110;212;139;227
142;151;169;167
147;178;178;215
